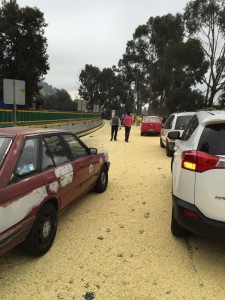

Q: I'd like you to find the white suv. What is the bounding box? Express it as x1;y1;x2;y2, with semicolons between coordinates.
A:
169;110;225;240
160;112;195;157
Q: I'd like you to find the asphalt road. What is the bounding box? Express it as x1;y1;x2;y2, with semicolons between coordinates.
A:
1;121;225;300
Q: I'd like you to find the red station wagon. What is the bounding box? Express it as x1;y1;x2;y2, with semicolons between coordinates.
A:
0;128;110;257
140;116;163;136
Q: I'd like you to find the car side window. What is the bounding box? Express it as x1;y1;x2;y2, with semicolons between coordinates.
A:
41;139;54;170
175;116;193;130
182;116;199;141
62;134;89;159
0;137;12;169
164;115;174;129
43;135;70;167
14;138;39;178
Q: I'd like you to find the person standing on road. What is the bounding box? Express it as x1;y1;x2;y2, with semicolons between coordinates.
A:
123;112;133;142
110;113;121;141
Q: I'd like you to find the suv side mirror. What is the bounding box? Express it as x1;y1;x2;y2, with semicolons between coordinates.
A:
168;131;181;140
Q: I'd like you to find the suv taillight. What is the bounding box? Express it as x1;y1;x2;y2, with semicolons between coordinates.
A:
181;150;225;173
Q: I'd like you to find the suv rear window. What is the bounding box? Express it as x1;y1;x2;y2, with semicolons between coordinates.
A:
198;123;225;155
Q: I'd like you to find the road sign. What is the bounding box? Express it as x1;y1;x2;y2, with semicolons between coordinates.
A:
3;79;25;105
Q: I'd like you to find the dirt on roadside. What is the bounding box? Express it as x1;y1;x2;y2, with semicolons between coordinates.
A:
1;121;225;300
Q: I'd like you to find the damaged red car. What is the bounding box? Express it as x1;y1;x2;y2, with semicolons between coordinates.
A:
0;128;110;257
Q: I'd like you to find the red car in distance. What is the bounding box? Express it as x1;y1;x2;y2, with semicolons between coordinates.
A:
140;116;163;136
0;127;110;257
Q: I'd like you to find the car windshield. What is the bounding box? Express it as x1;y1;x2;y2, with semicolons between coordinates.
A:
0;137;12;169
175;115;193;130
143;116;160;122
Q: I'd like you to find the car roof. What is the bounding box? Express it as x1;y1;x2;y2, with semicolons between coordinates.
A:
172;112;195;117
195;110;225;126
0;127;69;137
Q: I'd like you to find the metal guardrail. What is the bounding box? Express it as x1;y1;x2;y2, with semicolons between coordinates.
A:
0;109;101;127
76;121;105;137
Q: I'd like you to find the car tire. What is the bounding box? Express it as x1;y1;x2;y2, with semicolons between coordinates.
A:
160;137;165;148
166;140;173;157
141;132;144;136
23;203;57;256
171;209;190;237
95;166;108;193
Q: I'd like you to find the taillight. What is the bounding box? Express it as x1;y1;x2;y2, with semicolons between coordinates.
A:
181;150;197;171
182;150;225;173
183;209;200;219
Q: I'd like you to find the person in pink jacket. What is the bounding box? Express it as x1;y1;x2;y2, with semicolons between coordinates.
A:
123;112;133;142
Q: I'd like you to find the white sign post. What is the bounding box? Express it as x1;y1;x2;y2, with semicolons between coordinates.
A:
3;79;26;126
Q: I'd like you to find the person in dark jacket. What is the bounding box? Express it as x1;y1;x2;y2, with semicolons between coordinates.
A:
110;113;121;141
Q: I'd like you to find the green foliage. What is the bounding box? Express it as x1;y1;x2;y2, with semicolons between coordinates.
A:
118;13;208;114
79;64;101;110
42;89;76;111
0;0;49;108
147;14;184;58
167;88;205;112
79;64;129;111
78;1;225;114
184;0;225;107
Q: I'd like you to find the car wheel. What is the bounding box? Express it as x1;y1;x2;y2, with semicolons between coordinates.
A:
166;140;173;157
95;166;108;193
160;137;165;148
171;209;190;237
141;132;144;136
23;203;57;256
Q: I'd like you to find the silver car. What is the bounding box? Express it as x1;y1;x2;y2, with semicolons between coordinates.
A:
160;112;195;156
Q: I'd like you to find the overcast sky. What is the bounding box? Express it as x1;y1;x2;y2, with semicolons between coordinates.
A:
16;0;190;98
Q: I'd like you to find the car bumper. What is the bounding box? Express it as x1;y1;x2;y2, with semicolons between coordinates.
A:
173;195;225;241
141;129;161;134
0;218;34;256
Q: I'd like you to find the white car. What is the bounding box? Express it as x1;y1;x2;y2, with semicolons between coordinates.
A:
169;110;225;240
160;112;195;156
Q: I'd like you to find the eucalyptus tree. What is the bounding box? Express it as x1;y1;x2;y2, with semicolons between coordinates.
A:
0;0;49;108
42;89;76;111
119;13;208;114
79;64;101;110
118;38;148;115
184;0;225;107
146;13;185;112
118;14;188;114
98;67;127;110
78;64;128;111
